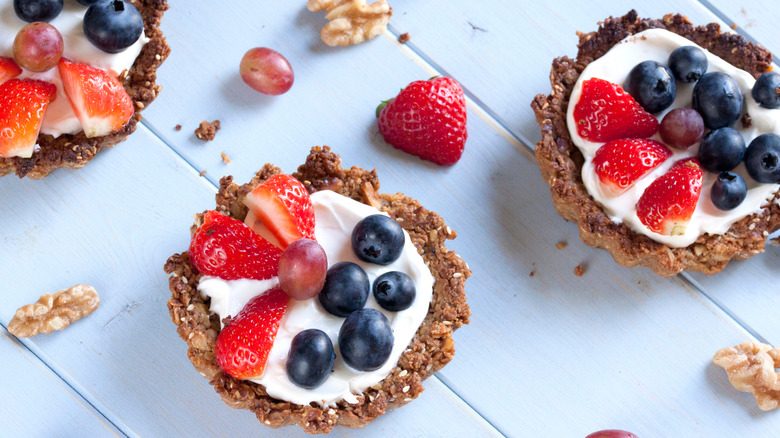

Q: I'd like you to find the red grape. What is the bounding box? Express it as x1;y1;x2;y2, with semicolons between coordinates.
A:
585;430;638;438
278;238;328;300
239;47;294;95
659;107;704;149
13;22;63;72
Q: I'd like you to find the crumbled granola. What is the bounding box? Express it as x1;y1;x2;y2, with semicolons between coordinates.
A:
398;32;410;43
713;342;780;411
8;285;99;337
307;0;392;47
195;120;221;141
221;151;231;164
574;265;584;277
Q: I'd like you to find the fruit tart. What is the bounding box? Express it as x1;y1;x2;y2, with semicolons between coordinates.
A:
0;0;169;178
164;146;470;433
531;10;780;276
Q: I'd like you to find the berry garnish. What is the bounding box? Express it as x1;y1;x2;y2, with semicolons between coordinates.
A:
668;46;708;83
240;48;294;95
744;133;780;183
318;262;369;317
592;138;672;195
698;127;746;172
189;210;282;281
13;22;63;72
711;171;747;211
573;77;659;143
0;57;23;84
244;174;316;249
659;107;704;149
13;0;63;23
286;329;335;389
278;238;328;301
752;72;780;109
585;431;639;438
636;159;703;236
625;60;676;114
351;214;405;265
338;308;394;372
0;78;56;158
377;76;467;166
373;271;416;311
692;72;743;129
83;0;143;53
215;287;288;380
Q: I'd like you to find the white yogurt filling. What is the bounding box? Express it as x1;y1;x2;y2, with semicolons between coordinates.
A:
0;1;148;137
199;190;434;406
567;29;780;247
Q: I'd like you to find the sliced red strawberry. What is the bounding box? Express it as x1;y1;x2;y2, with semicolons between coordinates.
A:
636;159;703;236
215;286;288;379
244;174;316;249
573;77;659;143
0;79;57;158
57;58;134;138
593;138;672;195
189;210;282;281
0;57;22;84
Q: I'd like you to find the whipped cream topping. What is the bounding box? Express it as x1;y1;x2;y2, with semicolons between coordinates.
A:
567;29;780;247
198;190;434;406
0;1;148;137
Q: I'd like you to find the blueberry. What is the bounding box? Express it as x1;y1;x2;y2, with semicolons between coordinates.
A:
83;0;144;54
318;262;369;317
338;308;394;371
624;60;676;114
373;271;416;311
711;172;747;211
13;0;63;22
285;329;335;389
351;214;405;265
697;127;746;172
744;133;780;183
752;72;780;109
692;72;744;129
668;46;708;83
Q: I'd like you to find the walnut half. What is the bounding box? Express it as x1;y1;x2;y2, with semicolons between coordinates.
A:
713;342;780;411
8;285;100;338
307;0;392;47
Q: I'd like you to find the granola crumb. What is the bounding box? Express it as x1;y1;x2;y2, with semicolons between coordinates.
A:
555;241;568;250
529;270;535;277
398;32;410;43
195;120;221;141
175;124;182;131
221;151;231;164
199;170;206;177
742;113;752;128
574;265;584;277
730;23;738;30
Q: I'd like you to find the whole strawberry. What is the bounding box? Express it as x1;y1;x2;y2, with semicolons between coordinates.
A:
377;77;467;165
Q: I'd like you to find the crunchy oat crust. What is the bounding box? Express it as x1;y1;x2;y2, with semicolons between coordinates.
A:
531;10;780;277
0;0;170;179
164;146;470;434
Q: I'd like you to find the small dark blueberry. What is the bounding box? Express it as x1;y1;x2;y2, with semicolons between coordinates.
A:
625;60;676;114
697;127;746;172
317;262;369;317
286;329;335;389
351;214;405;265
373;271;416;311
752;72;780;109
83;0;144;53
13;0;63;22
692;72;744;129
710;172;747;211
744;133;780;183
338;308;394;371
668;46;708;83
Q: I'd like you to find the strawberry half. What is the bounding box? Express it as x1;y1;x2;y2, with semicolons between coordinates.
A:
636;159;703;236
0;79;57;158
0;57;22;84
574;77;659;143
377;76;467;165
244;174;316;249
593;138;672;195
215;286;288;379
189;210;282;280
58;58;134;138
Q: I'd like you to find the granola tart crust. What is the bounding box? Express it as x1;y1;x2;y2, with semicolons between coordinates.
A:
0;0;171;179
531;10;780;277
164;146;471;434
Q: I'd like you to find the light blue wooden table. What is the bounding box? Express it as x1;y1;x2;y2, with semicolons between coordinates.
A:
2;1;779;436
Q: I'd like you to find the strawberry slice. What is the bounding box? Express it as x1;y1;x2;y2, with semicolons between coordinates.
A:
244;174;316;249
574;77;659;143
0;79;57;158
215;287;288;379
0;57;22;84
593;138;672;195
189;210;282;281
636;159;703;236
58;58;134;138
